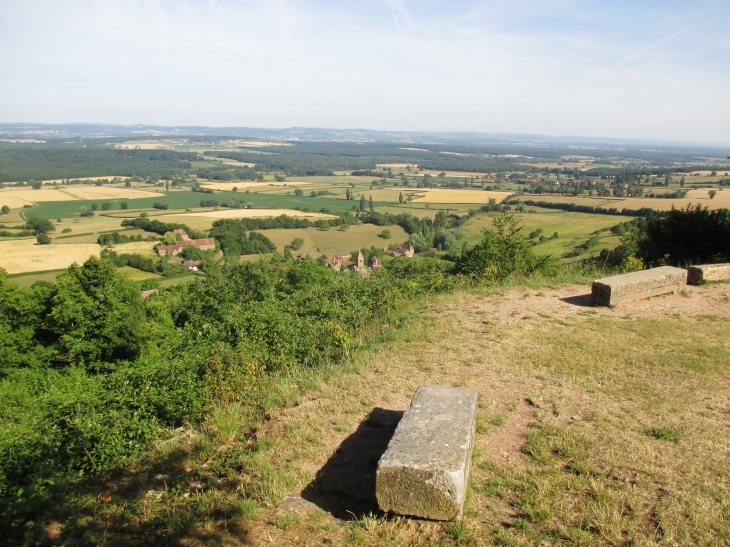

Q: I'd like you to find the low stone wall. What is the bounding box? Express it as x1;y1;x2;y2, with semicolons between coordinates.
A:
687;263;730;284
376;386;477;521
592;266;687;306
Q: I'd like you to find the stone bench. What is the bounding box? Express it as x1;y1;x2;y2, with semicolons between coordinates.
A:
376;386;478;521
591;266;687;306
687;263;730;284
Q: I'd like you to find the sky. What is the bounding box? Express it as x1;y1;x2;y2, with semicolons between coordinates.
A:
1;0;729;143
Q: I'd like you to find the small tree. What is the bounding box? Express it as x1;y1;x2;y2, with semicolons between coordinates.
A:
91;203;99;211
399;192;404;204
709;190;717;199
294;188;304;197
101;203;111;210
380;229;391;239
120;202;128;210
37;233;51;245
369;195;374;213
1;205;10;214
290;237;304;251
360;194;366;212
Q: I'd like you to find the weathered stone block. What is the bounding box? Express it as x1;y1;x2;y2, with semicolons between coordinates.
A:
376;386;477;521
687;263;730;284
591;266;687;306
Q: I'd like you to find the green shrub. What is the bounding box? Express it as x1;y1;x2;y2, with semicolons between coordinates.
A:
458;212;553;281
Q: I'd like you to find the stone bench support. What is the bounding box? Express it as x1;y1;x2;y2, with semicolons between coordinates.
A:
687;263;730;284
591;266;687;306
376;386;478;521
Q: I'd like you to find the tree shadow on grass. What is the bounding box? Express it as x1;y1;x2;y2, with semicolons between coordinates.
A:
301;408;403;520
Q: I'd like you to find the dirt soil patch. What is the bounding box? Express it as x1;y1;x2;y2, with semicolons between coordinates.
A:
229;283;730;546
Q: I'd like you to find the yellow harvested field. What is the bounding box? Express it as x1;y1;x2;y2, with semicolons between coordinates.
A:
36;176;128;184
0;188;77;208
60;186;164;200
418;169;489;177
0;138;45;143
170;209;335;220
0;239;101;274
115;141;170;150
200;181;311;191
531;189;730;211
217;159;256;167
113;241;158;255
413;189;514;203
376;163;419;170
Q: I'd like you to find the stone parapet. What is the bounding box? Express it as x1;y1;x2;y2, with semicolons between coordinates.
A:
376;386;477;521
592;266;687;306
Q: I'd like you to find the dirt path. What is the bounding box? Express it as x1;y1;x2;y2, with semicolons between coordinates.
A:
232;284;730;546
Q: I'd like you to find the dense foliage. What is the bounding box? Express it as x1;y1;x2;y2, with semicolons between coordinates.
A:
607;205;730;266
0;149;196;182
120;217;202;238
458;213;554;280
0;252;456;535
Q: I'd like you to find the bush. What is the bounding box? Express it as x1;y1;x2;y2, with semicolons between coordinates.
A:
458;212;553;281
379;229;391;239
61;228;72;234
36;233;51;245
0;205;9;214
120;202;128;210
290;237;304;251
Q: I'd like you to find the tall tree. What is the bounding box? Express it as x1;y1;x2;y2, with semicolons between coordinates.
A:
360;194;366;212
369;195;374;213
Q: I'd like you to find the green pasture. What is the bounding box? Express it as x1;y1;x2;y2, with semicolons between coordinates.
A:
460;209;630;258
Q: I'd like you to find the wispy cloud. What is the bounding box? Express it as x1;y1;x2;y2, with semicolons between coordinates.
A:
0;0;728;142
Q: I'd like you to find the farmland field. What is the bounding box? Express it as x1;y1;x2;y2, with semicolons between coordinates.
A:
460;210;628;258
59;186;163;200
520;188;730;211
413;189;514;203
261;223;409;254
0;239;102;274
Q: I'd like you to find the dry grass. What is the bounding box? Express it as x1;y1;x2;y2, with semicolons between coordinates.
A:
0;239;101;274
528;190;730;211
169;209;335;220
261;223;409;254
59;186;163;200
208;284;730;546
199;181;312;191
0;188;77;208
414;189;514;204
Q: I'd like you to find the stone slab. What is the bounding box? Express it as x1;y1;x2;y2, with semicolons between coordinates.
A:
591;266;687;306
687;263;730;284
376;386;477;521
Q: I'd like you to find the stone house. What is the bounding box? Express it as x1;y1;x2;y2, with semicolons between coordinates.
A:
156;238;215;256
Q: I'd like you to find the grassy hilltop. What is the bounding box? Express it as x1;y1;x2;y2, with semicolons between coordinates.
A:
0;139;729;545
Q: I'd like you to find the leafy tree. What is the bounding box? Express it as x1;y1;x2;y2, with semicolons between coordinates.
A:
120;201;128;210
380;229;391;239
708;190;717;200
31;180;42;190
91;203;99;211
49;257;148;369
36;233;51;245
399;192;404;204
360;194;366;212
458;212;553;281
101;202;111;210
369;195;374;213
161;232;177;245
290;237;304;251
0;205;9;214
294;188;304;197
25;217;54;234
635;204;730;265
179;246;203;260
345;188;351;200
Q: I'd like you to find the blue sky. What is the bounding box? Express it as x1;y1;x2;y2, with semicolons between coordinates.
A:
1;0;728;142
